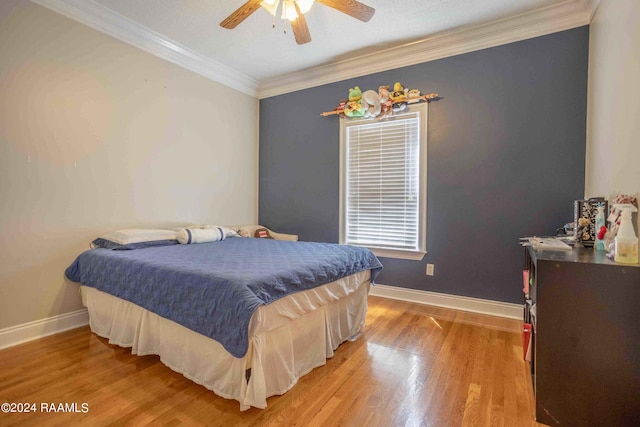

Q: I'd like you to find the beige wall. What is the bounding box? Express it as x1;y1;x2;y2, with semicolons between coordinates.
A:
0;1;258;329
585;0;640;202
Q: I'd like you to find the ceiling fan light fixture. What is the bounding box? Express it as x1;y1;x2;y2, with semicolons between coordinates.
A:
262;0;314;20
296;0;315;14
222;0;374;45
281;1;299;21
261;0;280;16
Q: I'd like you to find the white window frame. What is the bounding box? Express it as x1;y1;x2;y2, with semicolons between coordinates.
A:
339;103;427;261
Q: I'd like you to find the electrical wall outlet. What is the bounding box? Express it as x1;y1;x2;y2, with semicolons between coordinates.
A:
426;263;435;276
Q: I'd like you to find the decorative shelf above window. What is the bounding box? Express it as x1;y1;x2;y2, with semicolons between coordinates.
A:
321;82;442;120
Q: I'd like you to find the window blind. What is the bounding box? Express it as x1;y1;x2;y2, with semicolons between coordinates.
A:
344;111;421;251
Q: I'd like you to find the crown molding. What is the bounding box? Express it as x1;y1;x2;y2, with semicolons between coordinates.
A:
258;0;597;98
30;0;598;100
585;0;601;21
30;0;260;97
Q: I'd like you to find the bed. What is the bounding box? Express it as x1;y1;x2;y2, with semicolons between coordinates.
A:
65;233;382;410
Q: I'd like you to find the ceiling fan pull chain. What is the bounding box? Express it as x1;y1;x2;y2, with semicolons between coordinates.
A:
282;2;287;35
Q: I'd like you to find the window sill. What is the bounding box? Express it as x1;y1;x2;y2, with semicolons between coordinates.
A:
368;247;426;261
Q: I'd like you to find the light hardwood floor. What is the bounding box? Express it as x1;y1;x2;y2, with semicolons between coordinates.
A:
0;296;546;426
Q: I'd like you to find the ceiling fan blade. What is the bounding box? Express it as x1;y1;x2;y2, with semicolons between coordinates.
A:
316;0;375;22
220;0;263;29
291;2;311;45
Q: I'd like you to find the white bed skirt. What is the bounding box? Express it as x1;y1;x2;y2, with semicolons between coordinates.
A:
79;271;371;410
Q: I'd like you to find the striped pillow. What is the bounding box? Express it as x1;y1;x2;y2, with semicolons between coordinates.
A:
177;227;226;244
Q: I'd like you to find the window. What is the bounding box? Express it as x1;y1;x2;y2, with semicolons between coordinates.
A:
339;103;427;260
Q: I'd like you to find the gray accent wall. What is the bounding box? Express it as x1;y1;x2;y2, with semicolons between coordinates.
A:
259;27;589;304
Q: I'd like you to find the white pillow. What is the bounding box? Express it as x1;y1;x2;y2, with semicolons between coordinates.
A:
99;229;178;245
175;224;239;238
176;227;226;244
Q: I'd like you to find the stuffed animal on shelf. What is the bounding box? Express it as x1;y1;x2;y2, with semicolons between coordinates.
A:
320;83;441;118
407;88;422;103
390;82;408;112
361;89;381;118
392;103;407;113
390;82;406;101
378;85;393;118
343;86;366;117
378;85;390;103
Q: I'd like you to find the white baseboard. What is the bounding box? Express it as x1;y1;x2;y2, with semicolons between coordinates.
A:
0;309;89;350
369;284;523;320
0;287;520;350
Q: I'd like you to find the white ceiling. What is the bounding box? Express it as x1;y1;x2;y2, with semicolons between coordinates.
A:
35;0;597;97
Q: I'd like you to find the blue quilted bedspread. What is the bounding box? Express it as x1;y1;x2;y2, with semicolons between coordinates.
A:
65;238;382;358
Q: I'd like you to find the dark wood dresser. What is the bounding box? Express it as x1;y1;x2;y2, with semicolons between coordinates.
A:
523;246;640;426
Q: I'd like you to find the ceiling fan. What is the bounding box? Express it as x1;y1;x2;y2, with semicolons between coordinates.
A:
220;0;375;45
